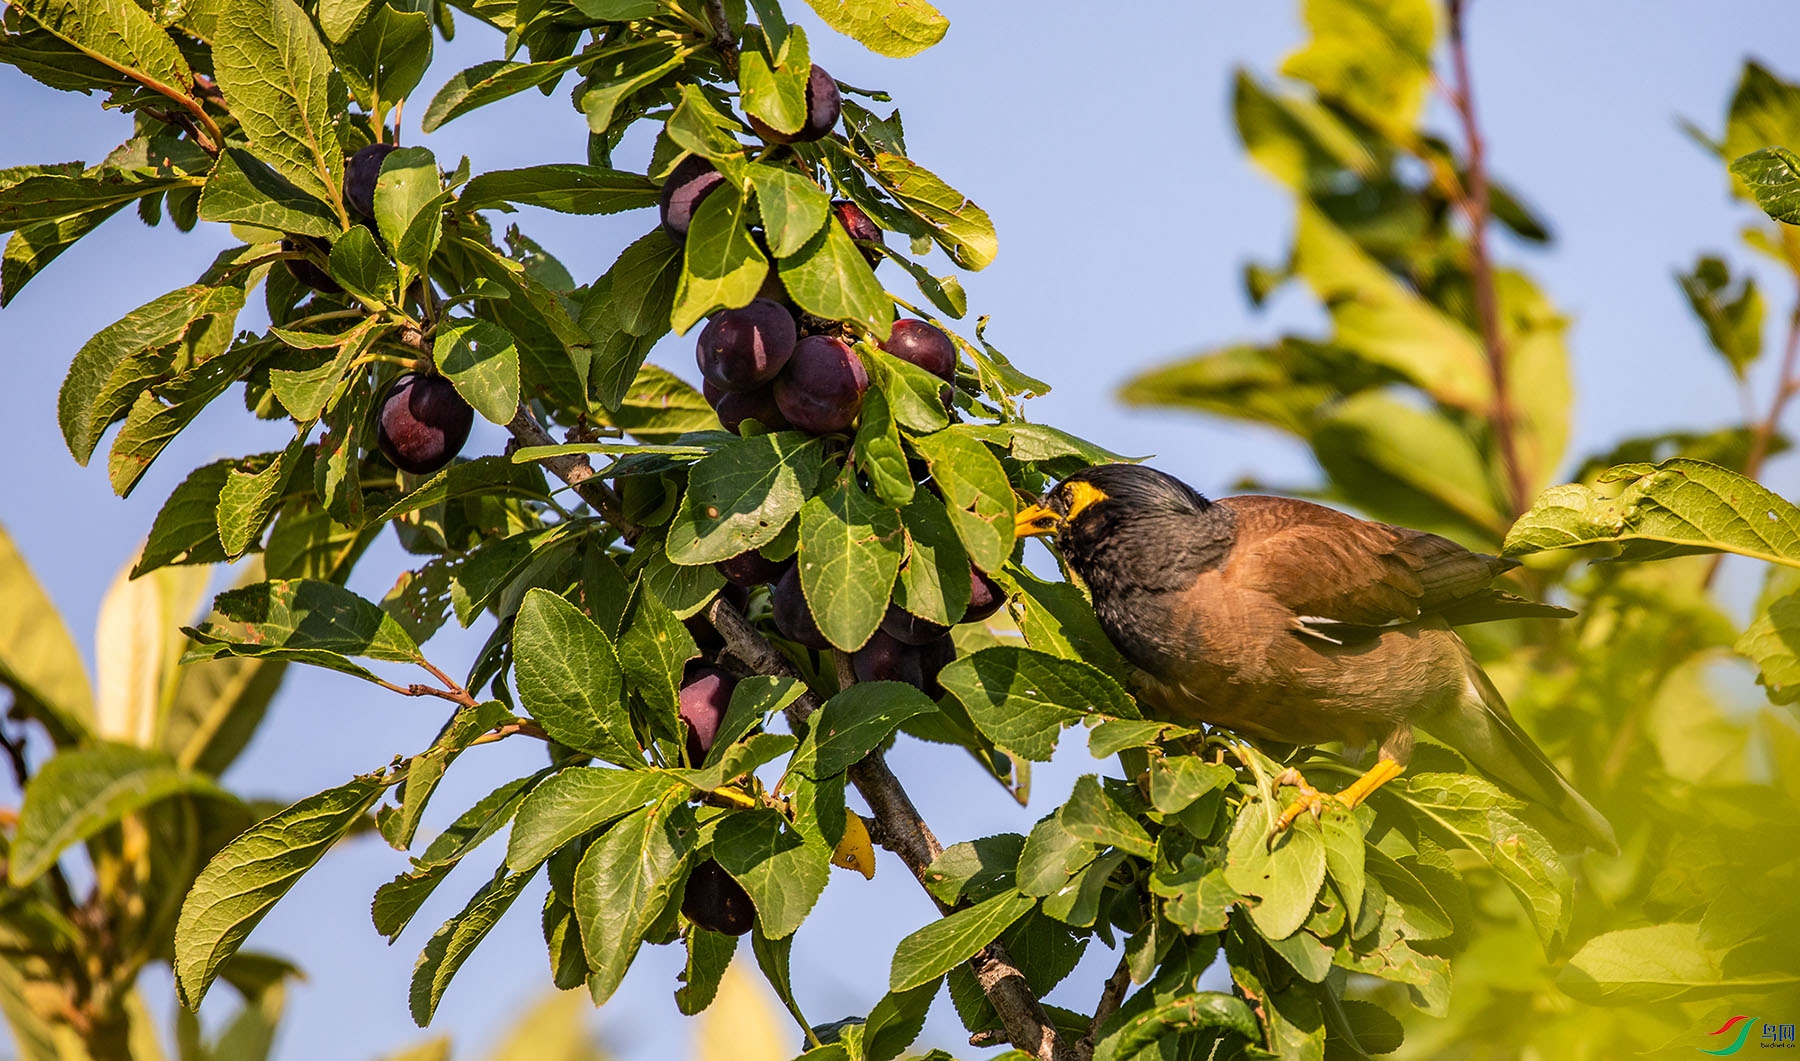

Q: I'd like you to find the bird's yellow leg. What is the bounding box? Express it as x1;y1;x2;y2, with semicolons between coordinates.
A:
1271;759;1406;833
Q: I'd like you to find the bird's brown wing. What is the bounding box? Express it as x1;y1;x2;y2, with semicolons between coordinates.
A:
1218;495;1512;631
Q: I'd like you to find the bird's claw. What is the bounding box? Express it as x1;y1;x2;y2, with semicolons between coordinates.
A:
1266;768;1339;847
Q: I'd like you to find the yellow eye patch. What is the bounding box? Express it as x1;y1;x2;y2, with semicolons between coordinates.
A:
1062;481;1109;522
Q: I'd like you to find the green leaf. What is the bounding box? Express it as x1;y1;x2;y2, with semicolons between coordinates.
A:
372;146;440;268
506;768;685;872
164;648;287;776
1388;772;1570;945
2;206;123;307
1312;390;1508;541
666;432;822;564
1319;808;1365;922
793;681;937;778
739;33;809;137
372;775;539;941
799;0;947;58
1503;458;1800;567
615;582;699;739
421;54;589;132
59;281;248;464
909;428;1014;574
109;337;265;497
940;647;1129;762
334;0;433;116
216;431;309;558
512;588;640;766
676;926;737;1015
888;890;1034;992
1559;922;1798;1004
1293;201;1491;412
1147;755;1234;814
602;230;684;338
925;834;1024;905
777;215;893;336
1737;588;1800;703
713;809;830;939
1731;146;1800;225
0;524;93;744
748;162;830;258
671;184;768;335
327;224;398;306
581;40;687;135
1059;775;1152;859
1224;805;1327;941
212;0;346;215
891;490;965;625
130;456;233;563
1678;255;1764;379
14;0;197;109
665;83;748;167
197;148;340;240
1280;0;1435;135
706;676;806;768
434;318;521;425
189;578;422;665
574;794;694;1005
175;775;384;1007
458;165;659;214
0;169;195;234
867;152;995;270
798;479;905;651
869;351;949;434
9;744;232;885
1092;991;1258;1061
408;866;536;1025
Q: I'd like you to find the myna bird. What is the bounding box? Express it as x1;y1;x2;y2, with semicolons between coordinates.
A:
1014;463;1616;851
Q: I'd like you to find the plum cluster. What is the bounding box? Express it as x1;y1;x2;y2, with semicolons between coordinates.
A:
695;303;955;437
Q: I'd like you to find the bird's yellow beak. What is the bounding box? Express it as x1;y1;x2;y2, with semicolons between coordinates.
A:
1014;503;1062;538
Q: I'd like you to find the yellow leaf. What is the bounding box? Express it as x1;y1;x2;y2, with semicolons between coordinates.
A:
831;810;877;880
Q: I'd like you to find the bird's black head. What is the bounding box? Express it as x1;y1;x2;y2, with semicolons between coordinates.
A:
1015;464;1228;595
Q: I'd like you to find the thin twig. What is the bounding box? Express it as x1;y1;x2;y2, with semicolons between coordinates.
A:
704;598;1075;1061
0;723;80;914
464;719;550;747
1445;0;1529;516
1706;290;1800;586
416;657;477;706
1741;293;1800;479
373;680;469;706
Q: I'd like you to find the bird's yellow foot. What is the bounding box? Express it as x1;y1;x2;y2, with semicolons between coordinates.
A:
1268;760;1407;842
1271;768;1330;835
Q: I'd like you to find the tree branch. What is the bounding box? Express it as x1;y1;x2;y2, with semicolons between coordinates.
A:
1445;0;1529;516
703;0;739;78
504;403;638;540
703;598;1075;1061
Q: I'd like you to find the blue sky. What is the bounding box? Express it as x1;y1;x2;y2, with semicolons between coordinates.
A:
2;2;1798;1058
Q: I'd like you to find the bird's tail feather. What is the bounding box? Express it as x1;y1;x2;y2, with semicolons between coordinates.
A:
1424;650;1618;854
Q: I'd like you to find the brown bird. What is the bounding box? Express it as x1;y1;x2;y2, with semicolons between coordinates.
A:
1014;463;1615;850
